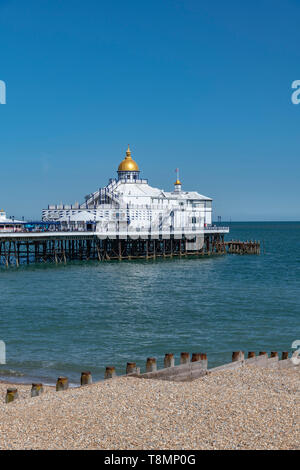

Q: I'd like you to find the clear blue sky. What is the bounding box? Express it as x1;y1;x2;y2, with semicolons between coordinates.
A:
0;0;299;220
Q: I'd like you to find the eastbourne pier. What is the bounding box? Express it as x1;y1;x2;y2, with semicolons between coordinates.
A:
0;146;260;267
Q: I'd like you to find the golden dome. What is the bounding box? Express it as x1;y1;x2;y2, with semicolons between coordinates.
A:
174;179;181;185
118;145;139;172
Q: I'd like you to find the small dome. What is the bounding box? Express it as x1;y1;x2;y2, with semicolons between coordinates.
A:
118;145;139;172
174;179;181;185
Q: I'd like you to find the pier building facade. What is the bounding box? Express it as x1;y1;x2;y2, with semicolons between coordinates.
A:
42;146;227;251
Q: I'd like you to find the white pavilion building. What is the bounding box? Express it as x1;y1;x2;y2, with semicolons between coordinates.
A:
42;146;228;250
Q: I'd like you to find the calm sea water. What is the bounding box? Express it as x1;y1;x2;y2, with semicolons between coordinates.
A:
0;222;299;385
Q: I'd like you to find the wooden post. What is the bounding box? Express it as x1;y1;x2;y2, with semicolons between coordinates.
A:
282;352;289;360
14;242;19;267
191;353;201;362
105;366;116;379
118;239;122;261
126;362;139;375
164;353;175;368
6;388;18;403
247;351;256;359
31;383;44;397
25;241;29;264
200;353;208;369
146;357;157;372
180;352;190;364
259;351;268;357
56;377;69;391
81;371;92;386
232;351;244;362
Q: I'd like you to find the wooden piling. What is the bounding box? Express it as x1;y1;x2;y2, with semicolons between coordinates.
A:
282;352;289;360
180;352;190;364
105;366;116;379
81;371;92;386
259;352;268;357
146;357;157;372
200;353;208;369
164;353;175;368
31;383;44;397
5;388;18;403
232;351;244;362
191;353;201;362
56;377;69;391
126;362;139;375
247;351;256;359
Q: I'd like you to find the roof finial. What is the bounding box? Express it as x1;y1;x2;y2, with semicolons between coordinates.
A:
126;144;131;157
174;168;181;185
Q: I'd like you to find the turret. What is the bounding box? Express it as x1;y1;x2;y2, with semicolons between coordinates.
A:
117;145;140;181
174;168;182;192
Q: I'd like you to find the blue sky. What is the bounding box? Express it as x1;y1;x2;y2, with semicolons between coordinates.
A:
0;0;299;220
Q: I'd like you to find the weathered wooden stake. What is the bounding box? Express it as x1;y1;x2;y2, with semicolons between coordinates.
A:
31;383;44;397
200;353;208;369
259;351;268;357
126;362;139;375
56;377;69;391
270;351;278;358
81;371;92;386
282;352;289;360
247;351;256;359
191;353;201;362
146;357;157;372
164;353;175;368
232;351;245;362
105;366;116;379
5;388;18;403
180;352;190;364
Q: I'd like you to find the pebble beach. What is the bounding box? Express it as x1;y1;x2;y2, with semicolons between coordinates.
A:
0;366;299;450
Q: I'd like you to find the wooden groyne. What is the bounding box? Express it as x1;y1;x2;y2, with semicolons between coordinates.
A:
0;232;260;267
3;349;299;403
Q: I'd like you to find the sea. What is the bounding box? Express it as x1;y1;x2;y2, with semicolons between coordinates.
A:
0;222;299;385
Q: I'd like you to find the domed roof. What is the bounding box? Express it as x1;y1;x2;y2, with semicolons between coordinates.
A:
118;145;139;172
